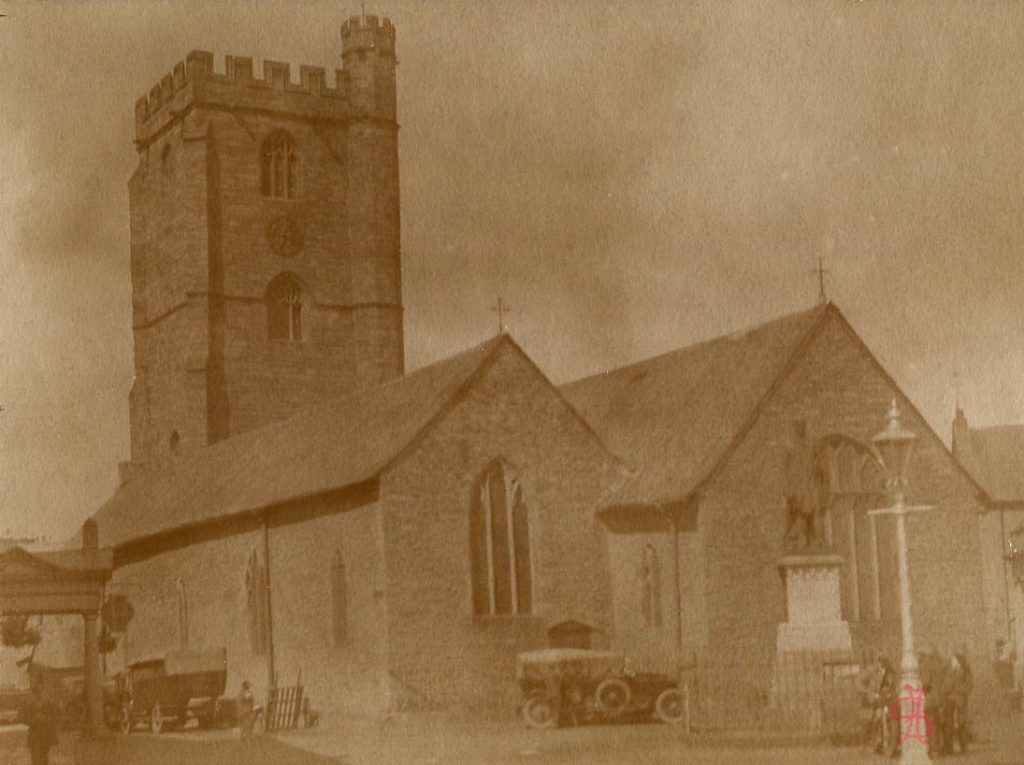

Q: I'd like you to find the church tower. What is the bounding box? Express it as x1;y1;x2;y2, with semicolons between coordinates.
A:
126;16;403;471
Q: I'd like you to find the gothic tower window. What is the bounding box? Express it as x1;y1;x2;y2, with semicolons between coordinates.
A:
260;131;296;199
641;544;662;627
244;548;269;655
331;548;348;646
469;461;532;616
266;273;303;342
175;577;189;649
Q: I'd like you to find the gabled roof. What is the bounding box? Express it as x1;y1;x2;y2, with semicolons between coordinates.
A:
561;305;829;507
93;335;508;549
955;421;1024;504
0;545;112;580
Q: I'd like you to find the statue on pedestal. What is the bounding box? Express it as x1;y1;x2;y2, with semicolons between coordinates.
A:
782;420;829;551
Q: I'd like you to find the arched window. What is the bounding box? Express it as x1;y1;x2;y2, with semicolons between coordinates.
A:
641;544;662;627
244;549;269;655
169;430;180;455
266;274;303;341
817;434;890;623
175;578;189;648
260;131;296;199
469;461;532;616
331;548;348;646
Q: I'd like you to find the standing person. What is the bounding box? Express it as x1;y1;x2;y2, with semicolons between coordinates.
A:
946;647;973;754
237;680;255;737
856;655;897;752
21;683;58;765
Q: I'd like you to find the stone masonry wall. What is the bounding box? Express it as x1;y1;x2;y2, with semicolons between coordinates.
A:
106;498;389;720
380;342;626;716
128;20;403;467
699;311;991;684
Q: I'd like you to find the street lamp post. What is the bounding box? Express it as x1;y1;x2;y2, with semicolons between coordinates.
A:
869;400;934;765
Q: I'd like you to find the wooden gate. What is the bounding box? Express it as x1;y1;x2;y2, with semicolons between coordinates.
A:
265;682;304;731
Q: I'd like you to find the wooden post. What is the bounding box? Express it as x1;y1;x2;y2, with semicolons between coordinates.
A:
81;519;105;738
83;613;104;737
262;519;276;695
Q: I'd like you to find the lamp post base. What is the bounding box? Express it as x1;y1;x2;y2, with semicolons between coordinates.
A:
897;662;932;765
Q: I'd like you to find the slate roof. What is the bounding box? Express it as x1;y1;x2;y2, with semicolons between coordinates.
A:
957;424;1024;503
561;304;829;506
93;335;506;549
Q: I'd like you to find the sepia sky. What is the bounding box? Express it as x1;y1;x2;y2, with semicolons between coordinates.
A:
2;1;1024;540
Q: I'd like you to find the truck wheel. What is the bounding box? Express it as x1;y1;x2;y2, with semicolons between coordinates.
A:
150;704;165;734
653;688;686;725
595;678;631;712
521;696;557;729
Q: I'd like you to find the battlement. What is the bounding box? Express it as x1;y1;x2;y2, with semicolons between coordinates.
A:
134;50;349;146
341;14;396;56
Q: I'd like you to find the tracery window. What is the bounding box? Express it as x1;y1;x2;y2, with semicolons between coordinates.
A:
266;273;303;341
469;461;532;616
817;435;890;623
245;549;269;655
640;544;662;628
260;131;296;199
331;548;348;646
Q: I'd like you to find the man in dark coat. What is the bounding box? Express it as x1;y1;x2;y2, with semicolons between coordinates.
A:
944;648;973;754
20;684;58;765
919;650;949;757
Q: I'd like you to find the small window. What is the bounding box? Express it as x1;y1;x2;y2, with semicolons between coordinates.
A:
260;131;296;199
161;144;173;175
266;273;303;341
169;430;180;455
160;144;173;194
176;578;189;648
641;544;662;627
331;549;348;646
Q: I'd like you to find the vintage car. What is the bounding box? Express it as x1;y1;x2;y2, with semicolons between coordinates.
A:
515;648;687;728
118;647;227;734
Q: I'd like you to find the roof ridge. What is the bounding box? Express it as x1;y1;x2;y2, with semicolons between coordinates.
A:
116;334;506;490
562;303;827;390
970;423;1024;435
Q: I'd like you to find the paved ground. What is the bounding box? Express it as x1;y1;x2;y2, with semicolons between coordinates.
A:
2;717;1023;765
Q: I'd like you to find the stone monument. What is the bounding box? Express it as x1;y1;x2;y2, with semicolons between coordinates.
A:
776;553;852;654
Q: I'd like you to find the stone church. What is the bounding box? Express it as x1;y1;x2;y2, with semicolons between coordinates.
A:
79;16;1002;720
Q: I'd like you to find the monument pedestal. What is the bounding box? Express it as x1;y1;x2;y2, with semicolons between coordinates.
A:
776;553;852;654
771;553;853;731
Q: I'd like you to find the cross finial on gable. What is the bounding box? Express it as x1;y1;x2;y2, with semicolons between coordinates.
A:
491;298;510;336
810;256;830;305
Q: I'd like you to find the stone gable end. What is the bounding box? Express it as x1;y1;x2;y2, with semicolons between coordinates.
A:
699;309;989;673
379;340;626;714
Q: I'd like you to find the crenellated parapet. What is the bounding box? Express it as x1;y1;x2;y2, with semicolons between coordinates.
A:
340;14;396;56
134;50;350;148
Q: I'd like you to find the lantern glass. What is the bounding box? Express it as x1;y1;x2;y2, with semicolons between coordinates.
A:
871;400;918;486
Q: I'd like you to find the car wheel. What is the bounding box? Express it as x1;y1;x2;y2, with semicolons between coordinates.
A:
521;696;557;729
653;688;687;725
150;704;165;735
595;678;631;712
